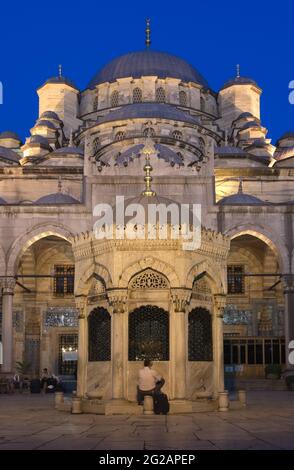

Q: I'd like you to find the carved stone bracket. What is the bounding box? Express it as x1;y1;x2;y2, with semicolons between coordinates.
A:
171;288;191;313
75;295;87;319
1;277;16;295
213;294;227;318
107;289;128;314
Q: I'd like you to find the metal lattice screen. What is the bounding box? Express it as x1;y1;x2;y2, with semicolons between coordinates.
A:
128;305;169;361
188;307;213;361
88;307;111;361
58;334;78;375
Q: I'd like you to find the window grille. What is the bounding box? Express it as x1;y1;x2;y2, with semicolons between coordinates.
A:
133;87;143;103
93;95;98;112
188;307;212;361
130;269;169;289
110;90;119;107
155;87;166;103
143;127;155;137
128;305;169;361
58;334;78;375
115;131;125;141
172;130;183;140
53;265;74;295
88;307;111;361
227;265;245;294
179;90;188;106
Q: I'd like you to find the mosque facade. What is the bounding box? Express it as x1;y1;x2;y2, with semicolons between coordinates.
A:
0;25;293;411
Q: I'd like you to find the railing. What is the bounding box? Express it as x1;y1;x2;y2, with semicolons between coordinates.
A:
224;336;285;365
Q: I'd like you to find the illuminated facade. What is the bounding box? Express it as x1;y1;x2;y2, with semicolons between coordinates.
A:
0;29;293;412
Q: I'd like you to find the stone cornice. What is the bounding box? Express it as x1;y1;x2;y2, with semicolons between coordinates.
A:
71;228;230;262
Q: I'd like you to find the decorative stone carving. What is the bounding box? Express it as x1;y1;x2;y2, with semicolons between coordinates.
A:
75;295;87;319
107;289;127;314
130;269;169;289
213;294;227;318
171;288;191;312
1;277;16;295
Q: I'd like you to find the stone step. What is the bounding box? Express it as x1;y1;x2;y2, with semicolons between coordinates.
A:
235;379;287;391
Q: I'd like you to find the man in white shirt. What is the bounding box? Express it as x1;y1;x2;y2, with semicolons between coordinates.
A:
137;359;164;405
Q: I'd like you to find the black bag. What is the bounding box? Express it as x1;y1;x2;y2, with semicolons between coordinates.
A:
153;392;169;415
30;379;41;394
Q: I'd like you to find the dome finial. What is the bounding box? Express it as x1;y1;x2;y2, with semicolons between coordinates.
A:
58;64;62;78
145;18;151;48
236;64;240;78
141;135;156;197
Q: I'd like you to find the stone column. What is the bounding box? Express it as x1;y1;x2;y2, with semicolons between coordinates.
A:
108;290;127;399
283;276;294;368
75;296;87;397
1;278;16;373
213;294;226;397
171;289;191;399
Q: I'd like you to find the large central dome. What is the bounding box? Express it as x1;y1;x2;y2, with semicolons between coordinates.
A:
88;50;209;89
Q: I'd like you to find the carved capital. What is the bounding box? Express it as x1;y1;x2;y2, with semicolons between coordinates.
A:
75;295;87;319
171;288;191;313
213;294;227;318
1;277;16;295
107;289;128;314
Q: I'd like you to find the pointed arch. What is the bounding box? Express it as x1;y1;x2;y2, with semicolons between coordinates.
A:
6;223;74;276
119;257;180;288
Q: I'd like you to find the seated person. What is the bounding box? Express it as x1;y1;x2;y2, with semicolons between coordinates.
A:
40;368;49;392
137;358;164;405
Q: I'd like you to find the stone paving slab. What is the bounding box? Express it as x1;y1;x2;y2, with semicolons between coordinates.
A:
0;392;294;450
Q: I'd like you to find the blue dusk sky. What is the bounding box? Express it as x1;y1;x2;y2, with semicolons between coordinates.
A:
0;0;293;142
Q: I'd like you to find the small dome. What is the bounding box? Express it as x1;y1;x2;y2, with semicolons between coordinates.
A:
52;146;84;155
35;119;56;129
29;135;50;147
88;50;209;88
221;76;260;90
96;103;199;126
0;131;21;141
240;121;261;130
38;76;78;90
0;146;20;163
276;132;294;146
236;112;254;120
35;193;80;204
218;193;266;205
0;196;7;205
40;111;61;121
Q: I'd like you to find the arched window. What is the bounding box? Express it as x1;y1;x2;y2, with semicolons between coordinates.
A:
199;137;205;154
155;87;166;103
188;308;212;361
200;96;205;112
172;130;183;140
133;87;143;103
179;90;187;106
93;95;98;112
115;131;125;141
88;307;111;361
110;90;119;107
143;127;155;137
129;305;169;361
93;137;100;153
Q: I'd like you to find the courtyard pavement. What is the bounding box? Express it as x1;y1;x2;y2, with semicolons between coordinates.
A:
0;391;293;450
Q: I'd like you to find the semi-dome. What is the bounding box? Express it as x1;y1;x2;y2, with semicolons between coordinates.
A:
0;146;20;163
35;119;56;129
96;103;199;126
35;193;80;204
88;50;209;89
